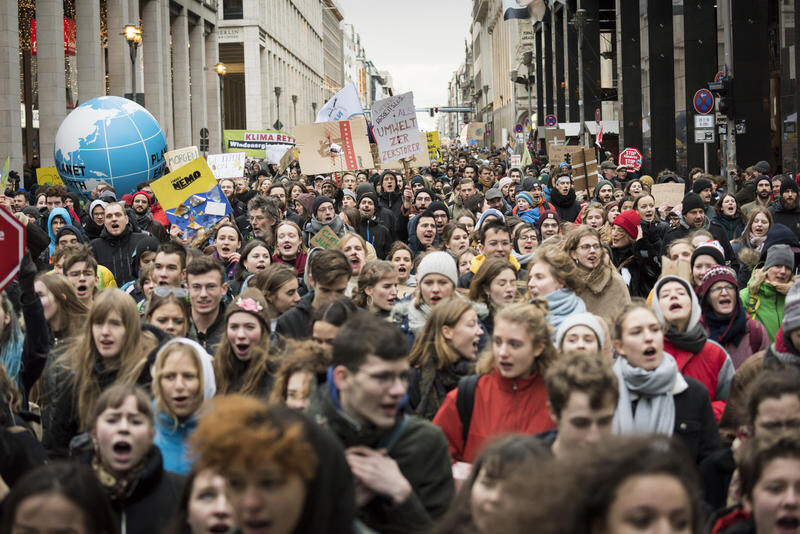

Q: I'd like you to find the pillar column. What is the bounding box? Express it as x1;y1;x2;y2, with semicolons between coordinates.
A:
647;0;676;173
106;0;130;97
566;0;579;122
171;8;191;148
189;22;207;148
617;0;642;152
243;26;263;130
544;22;554;115
142;0;167;138
76;0;103;100
205;28;221;153
37;0;66;166
554;6;566;122
534;24;544;128
0;0;22;171
162;0;173;148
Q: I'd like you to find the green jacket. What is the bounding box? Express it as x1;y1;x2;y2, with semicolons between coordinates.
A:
307;385;454;534
741;281;785;342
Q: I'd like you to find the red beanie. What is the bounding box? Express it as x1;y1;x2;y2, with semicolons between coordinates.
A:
613;210;641;240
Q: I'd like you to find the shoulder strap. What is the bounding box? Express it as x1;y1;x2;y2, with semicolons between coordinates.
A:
377;414;409;454
456;375;481;444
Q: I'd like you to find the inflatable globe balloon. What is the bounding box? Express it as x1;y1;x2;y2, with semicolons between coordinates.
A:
54;96;168;199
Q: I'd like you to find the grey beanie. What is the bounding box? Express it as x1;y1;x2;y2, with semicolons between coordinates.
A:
782;280;800;335
554;312;606;351
415;251;458;287
764;244;795;272
342;189;356;202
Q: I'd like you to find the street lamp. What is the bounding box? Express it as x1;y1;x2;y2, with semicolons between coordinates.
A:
215;63;227;151
123;24;142;103
274;86;282;130
291;94;298;126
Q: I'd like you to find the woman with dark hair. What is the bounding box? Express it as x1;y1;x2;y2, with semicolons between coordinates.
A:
511;223;539;270
468;258;518;333
251;263;300;332
441;222;470;257
609;210;661;298
268;340;329;410
0;462;118;534
310;297;357;351
164;467;236;534
209;223;241;282
271;221;307;280
710;192;745;241
34;273;88;345
351;260;398;317
145;289;191;339
229;239;271;295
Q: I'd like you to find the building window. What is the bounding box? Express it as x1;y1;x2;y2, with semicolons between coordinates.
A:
223;0;243;20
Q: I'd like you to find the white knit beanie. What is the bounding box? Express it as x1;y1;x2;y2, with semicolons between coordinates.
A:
415;251;458;287
554;312;606;350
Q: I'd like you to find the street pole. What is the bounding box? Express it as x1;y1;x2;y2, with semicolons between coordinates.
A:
703;144;708;173
574;8;588;147
219;75;225;151
721;0;736;193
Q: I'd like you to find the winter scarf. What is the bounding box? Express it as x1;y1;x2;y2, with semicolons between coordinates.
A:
703;306;748;346
653;276;708;353
748;233;766;252
544;288;586;332
92;450;147;501
414;358;474;420
308;214;347;236
613;352;686;437
550;187;577;208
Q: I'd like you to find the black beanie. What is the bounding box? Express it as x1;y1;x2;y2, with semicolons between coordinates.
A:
414;187;435;202
781;176;800;196
428;201;449;216
357;191;378;207
755;174;772;190
312;195;334;216
692;178;712;195
682;192;705;215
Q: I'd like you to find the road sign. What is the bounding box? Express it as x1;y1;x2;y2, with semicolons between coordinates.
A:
545;114;558;127
524;117;531;130
693;89;715;115
694;115;714;129
0;207;25;293
695;129;716;144
714;71;726;83
595;108;601;124
514;123;523;133
619;147;643;171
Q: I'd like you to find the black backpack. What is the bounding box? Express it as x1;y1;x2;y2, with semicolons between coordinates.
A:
455;375;481;443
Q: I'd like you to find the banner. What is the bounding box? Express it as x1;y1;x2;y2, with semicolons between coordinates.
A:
651;183;685;208
150;158;232;240
315;83;364;123
425;131;441;162
372;132;431;171
0;157;9;193
165;146;200;172
371;92;423;163
206;152;246;180
294;117;374;175
222;129;295;158
36;166;64;186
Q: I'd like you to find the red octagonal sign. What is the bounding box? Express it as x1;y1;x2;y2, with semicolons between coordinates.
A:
0;207;25;293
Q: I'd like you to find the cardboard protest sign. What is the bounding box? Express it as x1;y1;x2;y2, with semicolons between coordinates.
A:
310;225;340;250
548;145;583;167
36;166;64;186
0;157;9;192
570;147;599;193
316;83;364;123
425;131;441;161
371;92;423;163
651;183;685;208
150;158;232;240
264;144;291;165
294;117;374;175
545;129;566;159
165;146;199;172
372;132;430;170
465;122;485;146
223;130;295;158
207;152;246;180
277;147;297;176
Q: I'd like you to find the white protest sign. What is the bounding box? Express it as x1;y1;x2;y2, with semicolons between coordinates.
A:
206;152;246;180
265;144;291;165
371;91;423;163
315;83;364;123
165;146;199;172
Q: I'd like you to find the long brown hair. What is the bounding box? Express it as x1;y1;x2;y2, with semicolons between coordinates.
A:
35;273;88;340
409;299;475;372
57;289;155;429
352;260;396;308
467;257;517;305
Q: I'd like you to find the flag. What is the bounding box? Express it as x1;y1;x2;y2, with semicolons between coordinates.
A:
503;0;547;22
315;83;364;123
595;126;604;148
521;145;532;167
0;157;8;193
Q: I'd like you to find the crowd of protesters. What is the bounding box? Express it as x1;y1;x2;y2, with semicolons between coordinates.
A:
0;147;800;534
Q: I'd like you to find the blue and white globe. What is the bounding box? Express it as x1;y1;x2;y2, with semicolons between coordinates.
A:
54;96;168;199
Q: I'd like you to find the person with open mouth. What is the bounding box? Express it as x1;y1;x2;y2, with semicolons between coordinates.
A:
63;245;101;307
213;289;273;397
610;302;721;466
388;242;415;300
211;223;242;283
176;467;237;534
407;299;484;420
653;275;734;422
337;233;368;297
88;384;184;534
564;225;630;329
609;209;661;298
352;260;399;319
152;339;215;475
271;221;307;281
228;239;272;296
741;244;798;342
698;266;769;369
433;302;558;463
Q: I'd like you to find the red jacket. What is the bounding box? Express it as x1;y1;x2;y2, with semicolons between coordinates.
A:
664;338;734;422
432;368;554;463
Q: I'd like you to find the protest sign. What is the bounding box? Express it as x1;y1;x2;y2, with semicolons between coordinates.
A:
294;117;374;175
651;183;685;208
316;83;364;123
464;122;485;146
545;128;566;159
223;130;295;158
265;144;291;165
36;166;64;186
425;131;441;161
0;157;9;192
310;225;340;250
207;152;246;180
570;147;599;193
372;132;430;170
371;92;423;163
277;147;297;176
509;154;522;168
150;158;232;240
165;146;200;172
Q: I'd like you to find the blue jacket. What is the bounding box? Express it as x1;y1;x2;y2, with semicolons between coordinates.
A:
153;406;197;475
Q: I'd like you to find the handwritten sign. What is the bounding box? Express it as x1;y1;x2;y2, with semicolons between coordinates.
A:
371;92;423;163
651;183;685;208
36;166;64;186
372;132;430;171
425;131;441;161
310;225;340;250
206;152;246;180
294;117;374;175
165;146;200;172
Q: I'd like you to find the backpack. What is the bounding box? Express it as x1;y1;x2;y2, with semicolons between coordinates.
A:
455;375;481;443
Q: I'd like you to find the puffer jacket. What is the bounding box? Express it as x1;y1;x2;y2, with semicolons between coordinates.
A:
89;223;148;285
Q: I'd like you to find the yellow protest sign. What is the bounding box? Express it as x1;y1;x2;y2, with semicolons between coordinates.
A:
150;157;218;210
425;131;441;161
36;166;64;186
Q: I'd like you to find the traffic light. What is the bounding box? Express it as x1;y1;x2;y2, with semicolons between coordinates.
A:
709;79;734;119
429;108;434;117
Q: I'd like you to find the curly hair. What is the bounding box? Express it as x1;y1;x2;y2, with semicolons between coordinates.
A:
189;395;317;480
268;340;329;406
545;352;618;419
351;260;397;308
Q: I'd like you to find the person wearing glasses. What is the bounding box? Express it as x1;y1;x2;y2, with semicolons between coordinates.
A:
563;225;630;328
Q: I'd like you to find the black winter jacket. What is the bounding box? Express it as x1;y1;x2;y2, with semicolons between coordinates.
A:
671;376;722;466
275;293;314;340
769;199;800;239
359;218;392;260
90;224;148;285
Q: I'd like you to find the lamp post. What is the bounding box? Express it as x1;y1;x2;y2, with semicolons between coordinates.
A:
291;94;298;126
215;63;227;151
274;86;282;130
123;24;142;103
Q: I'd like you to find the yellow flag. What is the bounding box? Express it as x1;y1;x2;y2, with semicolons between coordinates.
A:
36;166;64;186
150;157;218;210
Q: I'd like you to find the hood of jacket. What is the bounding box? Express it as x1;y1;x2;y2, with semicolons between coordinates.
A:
47;207;73;254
